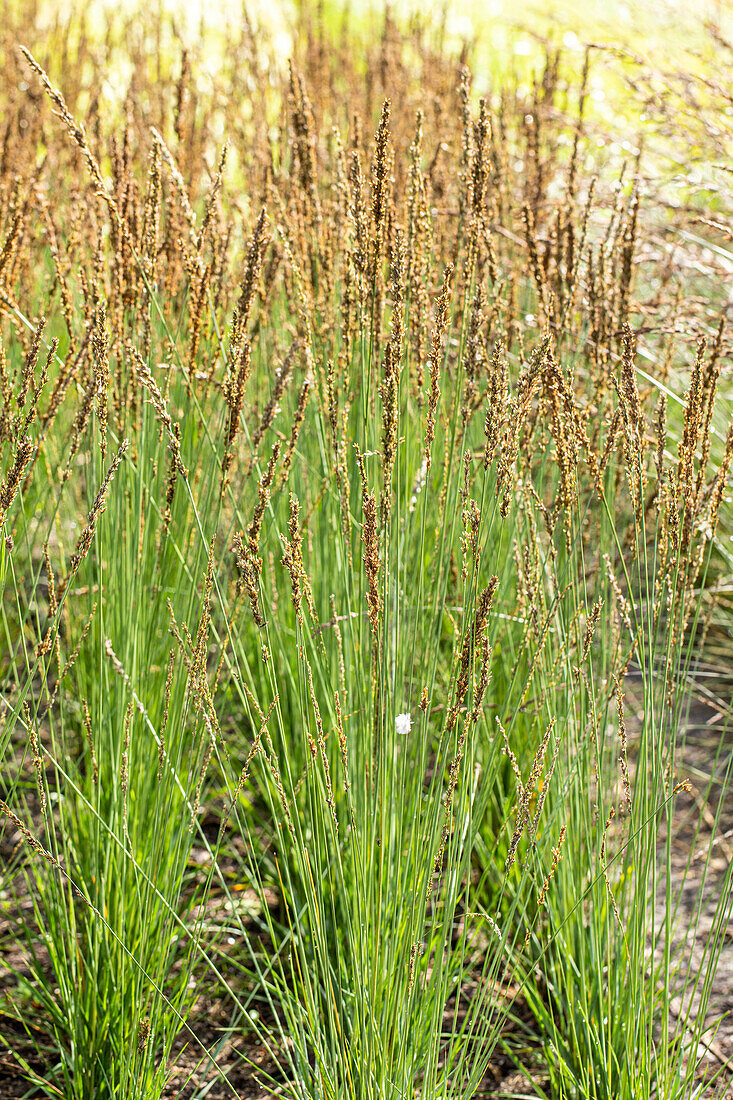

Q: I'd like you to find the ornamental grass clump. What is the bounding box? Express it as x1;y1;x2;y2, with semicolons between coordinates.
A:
0;4;731;1099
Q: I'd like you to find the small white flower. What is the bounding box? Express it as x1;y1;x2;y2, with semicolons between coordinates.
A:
395;712;412;736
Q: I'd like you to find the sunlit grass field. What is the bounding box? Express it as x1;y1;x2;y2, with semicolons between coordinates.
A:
0;2;731;1098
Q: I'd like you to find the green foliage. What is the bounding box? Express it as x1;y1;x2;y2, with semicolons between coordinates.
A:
0;5;731;1099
